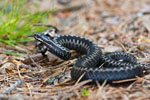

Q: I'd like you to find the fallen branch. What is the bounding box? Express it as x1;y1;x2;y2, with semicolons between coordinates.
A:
2;80;23;94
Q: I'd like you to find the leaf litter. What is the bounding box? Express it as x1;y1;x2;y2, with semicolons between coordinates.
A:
1;0;150;100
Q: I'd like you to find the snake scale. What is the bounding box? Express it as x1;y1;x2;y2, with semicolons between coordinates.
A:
31;31;145;83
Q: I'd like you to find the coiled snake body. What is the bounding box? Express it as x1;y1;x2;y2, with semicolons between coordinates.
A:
32;33;144;83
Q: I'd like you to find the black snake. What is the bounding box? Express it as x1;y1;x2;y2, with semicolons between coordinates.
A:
31;32;145;83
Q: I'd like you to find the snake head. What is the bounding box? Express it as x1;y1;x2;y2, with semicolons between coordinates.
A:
30;33;71;60
29;33;54;52
28;33;50;55
31;33;51;43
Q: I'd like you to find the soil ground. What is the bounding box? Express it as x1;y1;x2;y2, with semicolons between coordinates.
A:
0;0;150;100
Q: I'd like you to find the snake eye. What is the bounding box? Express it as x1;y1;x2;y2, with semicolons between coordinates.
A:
32;33;44;39
35;33;41;37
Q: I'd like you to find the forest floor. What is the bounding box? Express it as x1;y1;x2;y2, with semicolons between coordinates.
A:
0;0;150;100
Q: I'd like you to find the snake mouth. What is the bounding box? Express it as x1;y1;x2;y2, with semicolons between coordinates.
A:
28;33;49;43
31;33;42;38
27;33;42;39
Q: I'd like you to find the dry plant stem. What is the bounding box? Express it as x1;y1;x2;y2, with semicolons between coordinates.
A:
0;44;27;53
1;0;150;99
24;81;92;99
26;51;42;68
0;75;7;82
50;80;92;95
89;81;109;100
17;65;23;79
23;53;44;64
13;45;27;53
20;63;37;71
96;80;107;95
75;72;86;85
52;4;85;15
49;59;76;70
33;24;57;27
49;93;76;100
127;81;136;90
2;80;23;94
112;78;137;83
96;80;107;88
42;70;63;84
26;83;33;97
33;24;59;32
115;40;128;52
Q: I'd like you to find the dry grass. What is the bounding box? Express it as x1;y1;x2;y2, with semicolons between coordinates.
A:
0;0;150;99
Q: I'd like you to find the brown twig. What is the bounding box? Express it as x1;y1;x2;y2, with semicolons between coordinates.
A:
52;4;85;15
75;72;87;85
26;52;42;68
2;80;23;94
23;53;45;64
26;83;33;97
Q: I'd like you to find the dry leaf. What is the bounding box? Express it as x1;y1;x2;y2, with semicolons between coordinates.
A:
0;63;15;74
